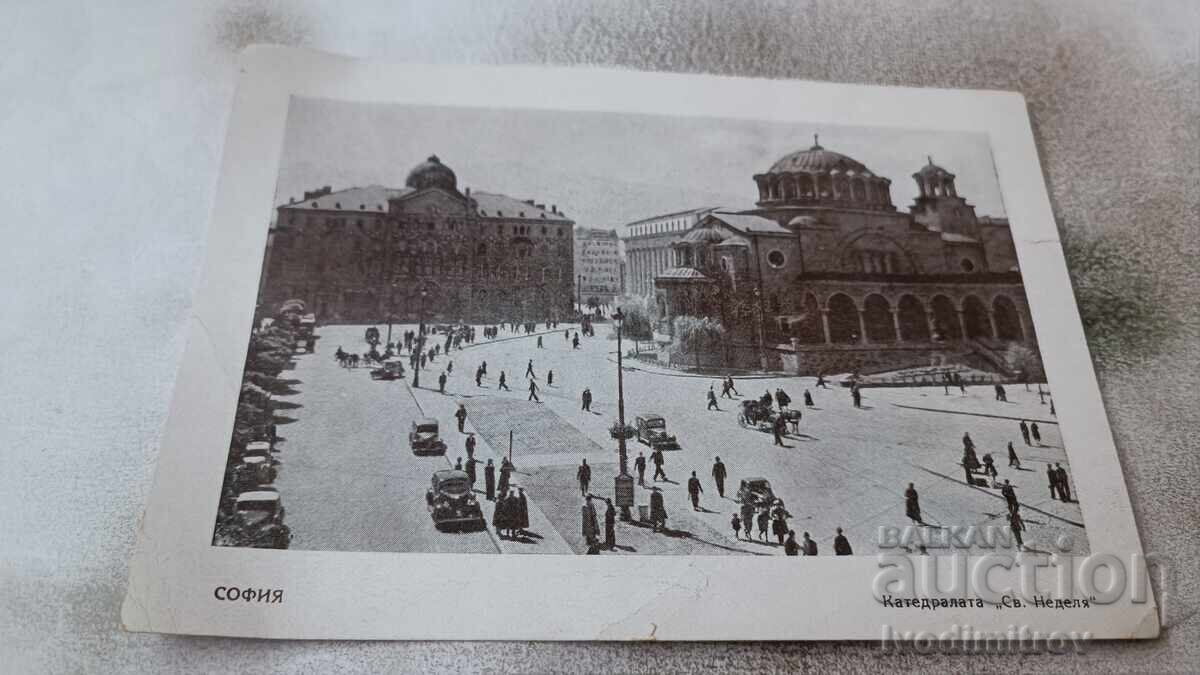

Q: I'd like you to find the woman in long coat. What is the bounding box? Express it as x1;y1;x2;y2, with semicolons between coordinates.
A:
492;490;510;536
484;459;496;501
582;497;599;544
516;488;530;532
904;483;922;524
649;488;668;532
497;459;512;498
604;499;616;550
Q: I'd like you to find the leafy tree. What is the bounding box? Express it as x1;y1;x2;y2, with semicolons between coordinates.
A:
1004;343;1045;386
672;315;726;369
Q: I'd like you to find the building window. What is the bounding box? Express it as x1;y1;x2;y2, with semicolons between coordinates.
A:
767;250;786;268
960;258;976;273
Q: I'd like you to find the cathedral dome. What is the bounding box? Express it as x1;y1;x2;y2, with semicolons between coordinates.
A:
405;155;458;192
767;138;872;175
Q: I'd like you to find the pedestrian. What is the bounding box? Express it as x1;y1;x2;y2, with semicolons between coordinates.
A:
815;373;829;389
492;491;511;538
962;432;975;452
1001;479;1018;515
772;510;788;545
1055;463;1072;502
851;386;862;408
455;405;467;433
525;359;536;379
420;353;427;370
651;448;666;481
572;334;580;349
481;360;487;376
465;456;477;489
475;367;483;387
720;380;732;399
465;434;476;460
634;451;646;485
564;328;570;341
649;487;668;532
784;531;800;556
604;498;616;550
581;388;592;412
577;458;591;495
454;457;463;470
688;471;703;510
516;487;529;536
772;414;787;446
802;531;818;556
905;482;922;524
712;456;727;498
1007;441;1020;468
727;375;740;397
498;458;512;497
775;388;791;409
1031;422;1042;445
498;371;510;391
756;508;770;542
760;390;773;408
447;360;453;375
484;459;496;501
731;513;743;540
834;527;853;555
740;501;755;541
1019;420;1031;445
1046;463;1059;500
537;335;543;349
982;453;998;482
582;496;600;546
438;371;447;394
1008;509;1025;551
707;386;719;411
528;379;540;402
547;370;554;387
803;390;814;408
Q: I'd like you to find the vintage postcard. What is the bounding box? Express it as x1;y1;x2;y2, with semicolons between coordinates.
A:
122;46;1158;641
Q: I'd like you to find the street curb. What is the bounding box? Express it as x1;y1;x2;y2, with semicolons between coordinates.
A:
889;403;1059;425
603;356;783;380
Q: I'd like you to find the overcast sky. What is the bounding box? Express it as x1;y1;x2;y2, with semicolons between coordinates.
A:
275;97;1006;230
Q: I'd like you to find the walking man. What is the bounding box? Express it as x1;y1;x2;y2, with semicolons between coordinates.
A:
1047;463;1059;500
720;379;733;399
1055;463;1072;502
1019;420;1031;445
438;371;447;394
815;373;829;389
1009;508;1026;551
1007;441;1021;468
803;389;814;408
904;482;922;525
707;386;719;411
475;366;483;387
772;414;787;447
547;370;554;387
581;387;592;411
465;433;476;461
740;501;755;542
577;458;591;496
712;456;727;498
1031;422;1042;445
834;527;853;555
464;456;477;490
455;405;467;433
756;509;770;542
651;448;666;482
687;471;703;511
484;459;496;501
649;487;667;532
731;513;743;541
802;531;818;556
1001;479;1018;515
851;384;862;408
537;335;543;349
726;375;740;397
604;498;616;550
634;451;647;485
525;359;535;379
784;531;800;556
528;379;540;402
498;371;510;391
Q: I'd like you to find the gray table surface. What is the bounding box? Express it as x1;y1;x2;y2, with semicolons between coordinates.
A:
1;1;1196;672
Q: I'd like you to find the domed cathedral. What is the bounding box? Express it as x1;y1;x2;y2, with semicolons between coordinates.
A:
262;155;576;324
654;137;1037;375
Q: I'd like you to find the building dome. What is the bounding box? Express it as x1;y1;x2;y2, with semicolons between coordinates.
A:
767;140;871;175
914;156;953;177
753;135;894;212
405;155;458;192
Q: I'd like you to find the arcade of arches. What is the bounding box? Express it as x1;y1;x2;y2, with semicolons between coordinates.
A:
786;290;1028;346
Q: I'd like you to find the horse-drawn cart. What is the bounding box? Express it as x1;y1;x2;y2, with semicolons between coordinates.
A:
737;400;801;432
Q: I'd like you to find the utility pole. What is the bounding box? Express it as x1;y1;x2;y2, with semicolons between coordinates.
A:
412;283;428;388
612;308;634;521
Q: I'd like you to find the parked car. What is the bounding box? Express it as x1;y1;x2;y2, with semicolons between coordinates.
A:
635;414;680;451
736;477;775;507
409;417;447;455
235;491;285;529
425;469;484;531
370;359;406;380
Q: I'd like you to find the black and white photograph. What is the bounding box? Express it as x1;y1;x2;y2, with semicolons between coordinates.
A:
213;97;1085;559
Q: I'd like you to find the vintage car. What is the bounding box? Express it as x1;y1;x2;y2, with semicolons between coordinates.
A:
235;491;285;529
409;417;447;455
736;477;776;507
238;455;276;487
425;469;484;531
370;359;406;380
635;414;680;451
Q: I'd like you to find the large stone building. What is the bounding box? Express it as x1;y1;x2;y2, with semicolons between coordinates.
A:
622;206;717;297
654;138;1037;374
262;155;575;324
573;227;623;306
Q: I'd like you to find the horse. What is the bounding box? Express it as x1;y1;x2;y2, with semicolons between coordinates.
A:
347;353;360;368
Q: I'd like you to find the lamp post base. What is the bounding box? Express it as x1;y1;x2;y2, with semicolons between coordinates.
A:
614;473;635;522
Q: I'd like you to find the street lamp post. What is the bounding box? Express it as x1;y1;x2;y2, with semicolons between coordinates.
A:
612;309;634;521
412;284;429;388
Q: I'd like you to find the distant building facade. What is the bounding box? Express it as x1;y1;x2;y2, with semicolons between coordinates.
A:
263;155;575;324
573;227;623;306
651;138;1036;375
621;207;717;297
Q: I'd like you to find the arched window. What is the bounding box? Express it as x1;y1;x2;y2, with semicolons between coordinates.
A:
827;294;859;343
993;295;1023;340
930;295;960;341
863;294;895;342
961;295;991;339
897;295;930;342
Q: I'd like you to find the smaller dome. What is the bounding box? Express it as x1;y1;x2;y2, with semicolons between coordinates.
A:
679;225;729;244
405;155;458;192
788;215;823;228
915;156;953;177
